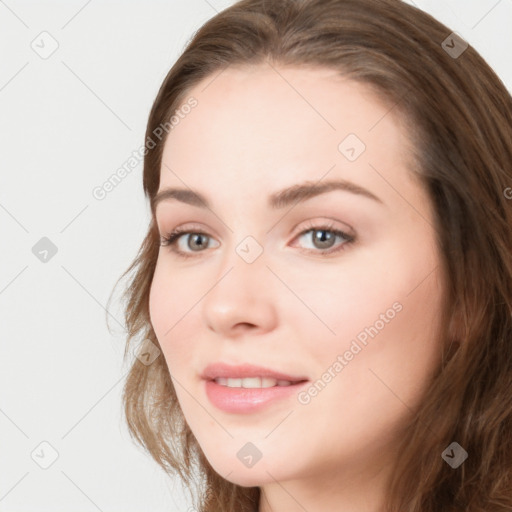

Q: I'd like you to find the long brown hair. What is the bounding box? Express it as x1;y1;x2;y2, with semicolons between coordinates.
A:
107;0;512;510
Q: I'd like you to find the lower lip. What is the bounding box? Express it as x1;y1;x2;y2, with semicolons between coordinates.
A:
204;379;309;413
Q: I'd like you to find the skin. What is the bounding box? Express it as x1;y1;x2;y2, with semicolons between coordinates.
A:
149;64;446;512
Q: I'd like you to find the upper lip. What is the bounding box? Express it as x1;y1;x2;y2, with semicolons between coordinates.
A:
201;362;309;382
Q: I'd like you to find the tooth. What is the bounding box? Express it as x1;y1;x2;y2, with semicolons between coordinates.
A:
241;377;262;388
261;377;277;388
226;378;242;387
213;377;294;388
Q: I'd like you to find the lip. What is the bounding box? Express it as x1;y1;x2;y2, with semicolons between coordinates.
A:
204;379;310;413
201;362;310;414
201;362;308;382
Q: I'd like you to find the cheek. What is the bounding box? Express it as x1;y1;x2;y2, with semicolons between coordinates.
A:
294;238;444;383
281;254;403;352
148;267;204;425
149;258;191;331
292;270;443;458
148;260;205;376
148;263;168;338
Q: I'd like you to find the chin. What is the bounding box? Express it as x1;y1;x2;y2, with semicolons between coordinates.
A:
221;469;270;488
208;454;290;487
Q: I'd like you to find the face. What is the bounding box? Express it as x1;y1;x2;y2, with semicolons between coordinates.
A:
149;65;446;495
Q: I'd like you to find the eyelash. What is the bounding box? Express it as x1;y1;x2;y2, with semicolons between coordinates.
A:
159;220;355;259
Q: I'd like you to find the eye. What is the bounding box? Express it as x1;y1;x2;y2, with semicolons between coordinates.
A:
290;220;355;257
159;220;355;259
159;226;219;259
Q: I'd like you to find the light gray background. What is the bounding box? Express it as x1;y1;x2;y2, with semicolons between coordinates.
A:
1;1;510;511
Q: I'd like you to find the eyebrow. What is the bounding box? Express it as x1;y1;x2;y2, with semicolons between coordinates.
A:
153;179;383;211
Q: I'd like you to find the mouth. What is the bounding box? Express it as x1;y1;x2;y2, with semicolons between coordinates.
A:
201;362;309;384
212;376;308;388
201;362;310;413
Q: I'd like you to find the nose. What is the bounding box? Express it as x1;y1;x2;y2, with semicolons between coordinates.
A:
201;244;278;338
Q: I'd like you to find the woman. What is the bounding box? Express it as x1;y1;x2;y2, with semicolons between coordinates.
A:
109;0;512;510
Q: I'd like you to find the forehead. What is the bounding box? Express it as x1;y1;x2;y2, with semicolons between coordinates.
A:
158;64;417;209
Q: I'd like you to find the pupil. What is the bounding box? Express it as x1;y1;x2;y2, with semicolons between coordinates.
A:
190;233;206;250
187;231;335;251
314;229;334;249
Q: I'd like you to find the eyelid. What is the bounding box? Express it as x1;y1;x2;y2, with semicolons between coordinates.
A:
160;218;353;241
159;218;356;258
291;217;355;239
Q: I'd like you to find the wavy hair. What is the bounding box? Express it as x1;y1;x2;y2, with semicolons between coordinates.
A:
107;0;512;510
